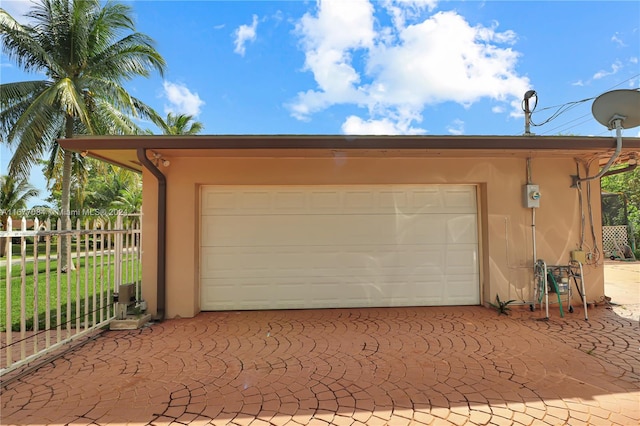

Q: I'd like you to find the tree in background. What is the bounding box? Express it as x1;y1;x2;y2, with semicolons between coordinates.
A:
0;175;39;256
83;162;141;215
45;158;141;220
601;167;640;254
156;112;204;135
111;183;142;215
0;0;165;269
41;150;90;216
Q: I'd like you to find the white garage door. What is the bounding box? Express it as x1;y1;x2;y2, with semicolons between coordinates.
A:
200;185;479;310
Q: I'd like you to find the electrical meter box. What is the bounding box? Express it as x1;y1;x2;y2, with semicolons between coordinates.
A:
523;184;541;208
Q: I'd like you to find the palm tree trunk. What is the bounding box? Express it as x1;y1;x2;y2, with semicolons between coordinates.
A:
60;116;75;272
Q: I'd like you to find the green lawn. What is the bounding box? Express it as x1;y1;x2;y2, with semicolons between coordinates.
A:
0;256;141;332
2;242;51;259
1;241;85;259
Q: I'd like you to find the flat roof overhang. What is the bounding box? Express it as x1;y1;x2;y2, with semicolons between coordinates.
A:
59;134;640;173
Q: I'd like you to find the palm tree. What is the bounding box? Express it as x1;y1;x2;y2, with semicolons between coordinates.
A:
84;162;140;213
0;0;165;269
158;112;204;135
111;183;142;214
0;175;39;257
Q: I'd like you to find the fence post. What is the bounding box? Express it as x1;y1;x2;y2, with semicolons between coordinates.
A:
33;218;40;354
5;217;13;367
45;218;51;348
56;218;62;343
84;220;90;331
75;219;81;332
20;217;27;361
114;214;123;292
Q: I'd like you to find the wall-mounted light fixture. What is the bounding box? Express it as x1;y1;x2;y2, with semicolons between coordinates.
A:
151;151;170;167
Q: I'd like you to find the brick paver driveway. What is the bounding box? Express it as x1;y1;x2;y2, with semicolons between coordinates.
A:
1;305;639;425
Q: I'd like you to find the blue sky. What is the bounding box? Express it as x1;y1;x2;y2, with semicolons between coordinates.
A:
1;0;639;206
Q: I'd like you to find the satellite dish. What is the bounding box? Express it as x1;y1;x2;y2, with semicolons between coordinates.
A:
591;89;640;130
573;89;640;186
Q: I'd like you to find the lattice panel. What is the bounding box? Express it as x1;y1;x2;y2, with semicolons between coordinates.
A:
603;225;629;253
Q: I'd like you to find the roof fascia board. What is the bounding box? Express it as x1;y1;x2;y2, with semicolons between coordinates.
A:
59;135;640;152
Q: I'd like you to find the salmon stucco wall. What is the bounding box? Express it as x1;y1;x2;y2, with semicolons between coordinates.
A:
141;154;604;319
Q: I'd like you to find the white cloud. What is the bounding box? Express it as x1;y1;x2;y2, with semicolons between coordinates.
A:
342;112;426;135
289;0;530;134
382;0;439;29
233;15;258;56
162;81;205;116
447;119;465;135
611;33;626;47
289;0;376;120
593;61;622;80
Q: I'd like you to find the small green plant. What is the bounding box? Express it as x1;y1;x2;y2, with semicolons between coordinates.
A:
130;305;144;317
489;294;516;315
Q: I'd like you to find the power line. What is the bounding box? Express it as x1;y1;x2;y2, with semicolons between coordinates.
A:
527;74;639;133
530;97;593;127
541;116;595;136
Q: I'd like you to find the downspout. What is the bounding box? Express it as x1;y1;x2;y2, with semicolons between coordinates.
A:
137;148;166;321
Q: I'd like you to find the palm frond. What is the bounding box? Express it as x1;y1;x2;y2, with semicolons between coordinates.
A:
8;107;63;178
0;81;50;109
163;112;205;135
0;80;50;141
0;175;40;215
89;32;166;80
0;8;54;75
90;98;141;135
2;0;165;205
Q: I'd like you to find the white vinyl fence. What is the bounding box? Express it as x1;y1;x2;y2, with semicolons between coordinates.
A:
0;214;141;376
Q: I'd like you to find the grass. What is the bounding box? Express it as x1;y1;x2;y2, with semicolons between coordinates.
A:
1;241;89;259
0;254;141;332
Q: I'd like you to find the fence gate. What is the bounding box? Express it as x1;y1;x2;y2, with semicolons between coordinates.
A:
1;214;141;377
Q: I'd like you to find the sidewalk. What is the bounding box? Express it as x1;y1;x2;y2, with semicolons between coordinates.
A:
604;260;640;321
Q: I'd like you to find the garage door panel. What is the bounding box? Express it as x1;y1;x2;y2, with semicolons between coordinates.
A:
201;185;479;310
444;276;480;304
443;187;477;209
202;278;310;310
445;245;479;274
446;214;478;243
413;278;447;304
203;244;454;279
202;186;477;216
202;274;471;310
202;215;449;247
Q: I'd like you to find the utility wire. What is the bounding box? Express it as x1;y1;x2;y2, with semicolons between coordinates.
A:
530;98;593;127
527;74;640;131
539;113;591;135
